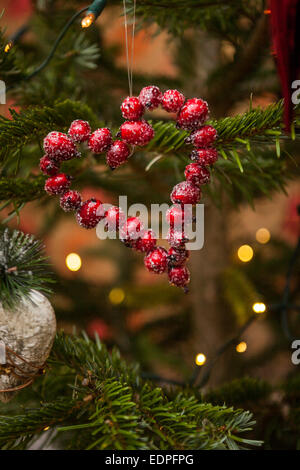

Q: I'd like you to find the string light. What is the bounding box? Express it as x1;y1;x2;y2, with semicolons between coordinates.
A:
81;13;95;28
237;244;254;262
66;253;82;272
195;353;206;366
236;341;247;353
264;9;271;15
81;0;107;29
252;302;266;314
256;228;271;244
4;42;13;53
109;288;125;305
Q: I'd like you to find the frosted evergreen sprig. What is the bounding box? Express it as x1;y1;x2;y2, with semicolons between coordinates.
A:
0;229;53;308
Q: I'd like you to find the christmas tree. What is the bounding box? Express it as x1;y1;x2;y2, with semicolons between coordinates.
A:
0;0;299;450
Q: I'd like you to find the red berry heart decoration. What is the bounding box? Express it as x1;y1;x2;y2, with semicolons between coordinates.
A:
40;86;219;292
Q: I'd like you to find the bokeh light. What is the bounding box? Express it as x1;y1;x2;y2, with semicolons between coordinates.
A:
252;302;266;314
236;341;247;353
109;288;125;305
256;228;271;244
237;245;254;262
66;253;82;272
195;353;207;366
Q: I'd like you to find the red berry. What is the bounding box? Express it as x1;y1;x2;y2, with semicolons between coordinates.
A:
144;247;168;274
68;120;91;143
39;155;60;176
168;247;189;267
176;98;209;130
120;120;154;146
76;199;104;229
43;132;79;162
121;96;144;120
188;125;217;148
44;173;71;195
106;140;131;169
139;86;162;110
184;163;210;186
167;228;188;248
171;181;201;205
162;89;185;113
120;217;145;247
190;148;218;165
88;128;112;154
135;229;157;253
166;204;193;228
168;266;190;289
104;206;125;232
60;190;82;212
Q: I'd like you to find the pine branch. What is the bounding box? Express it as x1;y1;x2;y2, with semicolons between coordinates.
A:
0;333;261;450
117;0;263;39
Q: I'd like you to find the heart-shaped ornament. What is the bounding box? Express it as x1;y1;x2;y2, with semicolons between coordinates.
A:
0;290;56;403
40;86;219;292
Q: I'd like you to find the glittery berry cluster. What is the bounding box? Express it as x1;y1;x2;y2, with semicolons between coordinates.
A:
40;86;218;291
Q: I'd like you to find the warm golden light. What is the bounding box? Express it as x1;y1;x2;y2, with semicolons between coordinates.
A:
237;245;254;262
4;42;13;53
66;253;82;272
81;13;95;28
43;426;50;431
252;302;266;314
109;288;125;305
195;353;207;366
236;341;247;353
256;228;271;244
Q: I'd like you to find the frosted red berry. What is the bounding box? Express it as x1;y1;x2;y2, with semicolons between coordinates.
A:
188;125;217;148
162;89;185;113
168;247;189;267
121;96;144;120
135;229;157;253
39;155;60;176
184;163;210;186
76;198;104;229
190;148;218;165
166;204;193;228
167;228;188;248
60;190;82;212
106;140;130;169
120;217;145;247
68;120;91;143
104;206;126;232
44;173;71;195
120;120;154;146
43;132;79;162
171;181;201;205
139;86;162;110
176;98;209;130
88;128;112;154
144;246;168;274
168;266;190;288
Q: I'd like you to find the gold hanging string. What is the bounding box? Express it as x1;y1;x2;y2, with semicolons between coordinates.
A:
0;343;47;393
123;0;137;96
